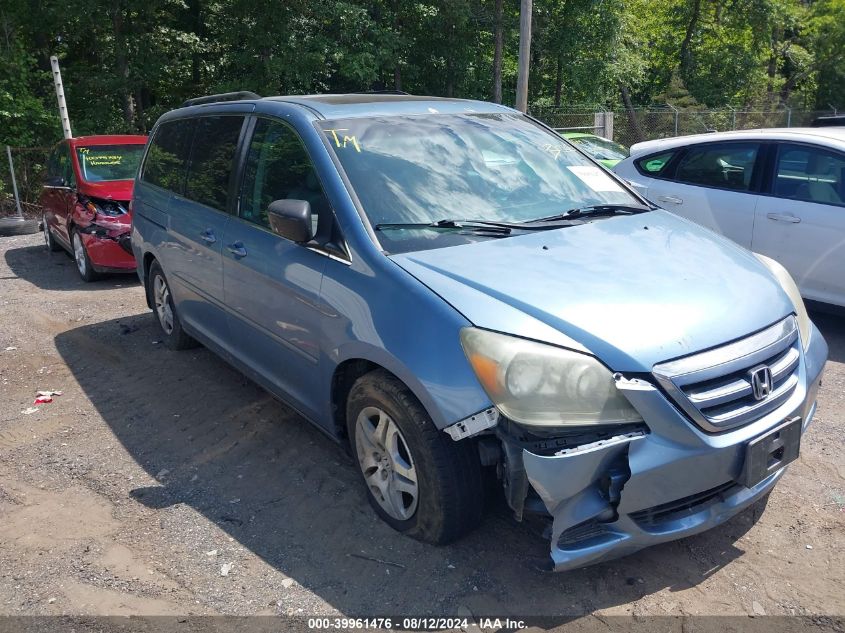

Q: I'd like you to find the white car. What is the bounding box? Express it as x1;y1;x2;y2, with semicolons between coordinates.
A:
614;128;845;308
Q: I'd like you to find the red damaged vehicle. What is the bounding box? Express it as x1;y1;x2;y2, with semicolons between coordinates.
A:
40;135;147;281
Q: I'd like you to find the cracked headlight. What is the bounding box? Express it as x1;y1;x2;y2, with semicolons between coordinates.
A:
754;253;811;350
460;328;642;428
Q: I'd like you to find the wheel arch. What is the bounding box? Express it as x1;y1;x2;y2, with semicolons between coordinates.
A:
329;352;446;444
327;341;490;442
141;252;158;309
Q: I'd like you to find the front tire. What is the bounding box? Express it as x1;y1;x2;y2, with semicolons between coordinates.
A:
71;230;100;282
148;261;197;350
346;369;483;544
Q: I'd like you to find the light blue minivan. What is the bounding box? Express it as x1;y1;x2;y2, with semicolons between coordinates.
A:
130;92;828;571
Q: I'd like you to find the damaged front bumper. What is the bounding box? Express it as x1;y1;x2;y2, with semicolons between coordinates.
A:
78;225;136;271
519;322;827;571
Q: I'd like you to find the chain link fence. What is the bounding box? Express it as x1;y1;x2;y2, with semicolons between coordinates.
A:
1;146;51;219
531;105;841;150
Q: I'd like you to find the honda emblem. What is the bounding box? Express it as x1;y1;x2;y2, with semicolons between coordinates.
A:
749;365;774;401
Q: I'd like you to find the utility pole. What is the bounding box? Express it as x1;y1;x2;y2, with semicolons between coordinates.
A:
50;56;72;139
515;0;532;113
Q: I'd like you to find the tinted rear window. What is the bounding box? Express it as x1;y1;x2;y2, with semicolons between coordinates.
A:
142;119;195;194
185;116;245;211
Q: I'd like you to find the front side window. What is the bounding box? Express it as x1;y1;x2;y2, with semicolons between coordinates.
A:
75;144;145;182
774;144;845;206
240;118;329;236
674;142;760;191
46;145;62;180
318;113;638;233
185;116;245;211
46;143;75;186
142;119;196;194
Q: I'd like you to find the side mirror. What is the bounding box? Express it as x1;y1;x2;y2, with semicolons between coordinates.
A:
267;199;313;243
44;175;66;187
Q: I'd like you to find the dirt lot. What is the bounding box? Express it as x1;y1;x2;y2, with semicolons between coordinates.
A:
1;231;843;626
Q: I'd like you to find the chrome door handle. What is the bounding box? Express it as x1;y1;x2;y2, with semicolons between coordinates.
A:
200;229;217;244
657;195;683;205
767;213;801;224
227;242;247;258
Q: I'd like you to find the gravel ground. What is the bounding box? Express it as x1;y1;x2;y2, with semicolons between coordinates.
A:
0;232;843;627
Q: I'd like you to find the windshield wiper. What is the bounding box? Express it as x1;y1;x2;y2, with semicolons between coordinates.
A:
532;204;653;223
375;219;513;234
375;217;585;234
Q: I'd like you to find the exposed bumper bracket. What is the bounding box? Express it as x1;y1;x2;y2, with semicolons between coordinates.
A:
444;407;499;441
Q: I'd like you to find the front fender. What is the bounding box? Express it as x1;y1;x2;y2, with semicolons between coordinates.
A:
318;258;493;431
326;339;492;432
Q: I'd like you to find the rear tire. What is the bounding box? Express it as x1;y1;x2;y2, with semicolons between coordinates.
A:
43;215;62;252
71;229;100;282
148;260;197;350
346;369;484;544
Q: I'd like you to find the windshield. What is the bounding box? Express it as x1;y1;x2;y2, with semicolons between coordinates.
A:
567;136;629;161
318;114;640;231
75;145;145;182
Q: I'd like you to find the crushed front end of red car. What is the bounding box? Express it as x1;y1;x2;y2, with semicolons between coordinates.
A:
72;195;136;272
70;138;146;272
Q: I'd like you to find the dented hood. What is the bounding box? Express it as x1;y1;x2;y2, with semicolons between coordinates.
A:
77;179;134;203
390;210;794;371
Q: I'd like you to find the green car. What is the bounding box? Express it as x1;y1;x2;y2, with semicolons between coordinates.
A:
559;132;629;168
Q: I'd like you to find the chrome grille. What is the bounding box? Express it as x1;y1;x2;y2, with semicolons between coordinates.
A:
653;316;801;432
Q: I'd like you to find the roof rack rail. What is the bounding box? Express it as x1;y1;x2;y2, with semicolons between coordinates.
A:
353;90;410;95
181;91;261;108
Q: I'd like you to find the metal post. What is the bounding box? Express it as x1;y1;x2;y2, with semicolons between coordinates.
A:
50;55;72;139
515;0;532;113
6;146;24;218
667;104;679;136
786;107;792;128
728;106;736;130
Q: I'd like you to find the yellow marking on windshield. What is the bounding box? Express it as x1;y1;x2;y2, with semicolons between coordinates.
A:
326;129;361;152
541;143;562;160
84;154;124;166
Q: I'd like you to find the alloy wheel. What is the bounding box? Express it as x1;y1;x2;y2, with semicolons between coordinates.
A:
72;232;86;276
153;274;175;335
354;406;419;521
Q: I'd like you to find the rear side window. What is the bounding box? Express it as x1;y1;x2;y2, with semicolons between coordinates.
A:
635;151;675;176
774;144;845;206
142;119;195;194
674;142;760;191
185;116;245;211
